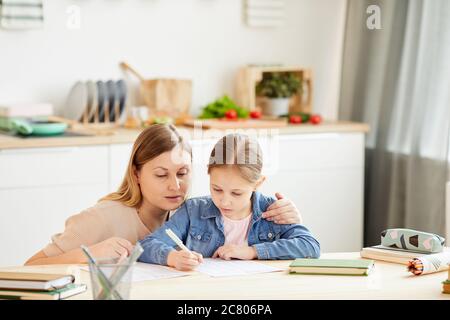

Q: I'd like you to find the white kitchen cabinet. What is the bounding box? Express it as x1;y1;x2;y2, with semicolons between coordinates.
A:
109;143;133;193
276;133;364;170
0;146;109;266
260;169;363;252
0;146;108;189
260;133;365;252
0;184;107;266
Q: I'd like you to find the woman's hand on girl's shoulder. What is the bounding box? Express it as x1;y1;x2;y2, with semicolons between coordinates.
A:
261;192;303;225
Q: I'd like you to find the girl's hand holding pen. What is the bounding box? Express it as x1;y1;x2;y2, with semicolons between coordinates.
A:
165;228;203;271
167;250;204;271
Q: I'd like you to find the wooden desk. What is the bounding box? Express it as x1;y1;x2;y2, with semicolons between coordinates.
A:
1;253;449;300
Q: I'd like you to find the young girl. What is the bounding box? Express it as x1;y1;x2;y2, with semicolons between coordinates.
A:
138;133;320;271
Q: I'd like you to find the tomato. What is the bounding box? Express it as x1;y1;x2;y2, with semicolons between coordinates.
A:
225;109;238;120
250;110;262;119
309;114;322;125
289;115;302;124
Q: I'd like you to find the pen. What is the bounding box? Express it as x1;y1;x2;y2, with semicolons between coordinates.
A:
165;228;191;252
80;245;122;300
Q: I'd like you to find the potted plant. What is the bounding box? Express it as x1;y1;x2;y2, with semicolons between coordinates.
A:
256;72;301;116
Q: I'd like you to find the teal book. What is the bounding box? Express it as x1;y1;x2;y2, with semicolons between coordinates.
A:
0;284;87;300
289;259;375;276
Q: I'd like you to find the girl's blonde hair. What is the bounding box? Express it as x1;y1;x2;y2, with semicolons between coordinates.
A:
207;133;263;183
101;124;191;207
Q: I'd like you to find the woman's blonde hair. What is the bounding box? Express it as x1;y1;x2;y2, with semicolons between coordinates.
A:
101;124;191;207
207;133;263;184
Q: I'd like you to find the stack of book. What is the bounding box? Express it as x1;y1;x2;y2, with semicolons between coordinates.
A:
443;267;450;294
0;272;86;300
289;258;375;276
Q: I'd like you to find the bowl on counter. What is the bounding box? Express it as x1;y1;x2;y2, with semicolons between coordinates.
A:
11;119;68;136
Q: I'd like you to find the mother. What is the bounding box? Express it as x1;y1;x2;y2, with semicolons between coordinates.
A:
25;124;302;265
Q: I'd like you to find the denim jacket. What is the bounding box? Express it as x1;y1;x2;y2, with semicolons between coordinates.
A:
138;192;320;265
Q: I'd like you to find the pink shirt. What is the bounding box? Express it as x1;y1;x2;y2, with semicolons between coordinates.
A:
43;200;151;257
222;214;252;246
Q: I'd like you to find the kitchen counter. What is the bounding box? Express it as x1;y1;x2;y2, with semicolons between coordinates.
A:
0;121;369;150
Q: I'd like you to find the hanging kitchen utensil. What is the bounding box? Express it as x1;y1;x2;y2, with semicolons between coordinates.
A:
95;81;107;123
85;80;98;123
115;79;127;122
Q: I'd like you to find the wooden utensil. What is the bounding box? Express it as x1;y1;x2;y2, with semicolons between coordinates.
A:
46;116;78;128
120;62;192;118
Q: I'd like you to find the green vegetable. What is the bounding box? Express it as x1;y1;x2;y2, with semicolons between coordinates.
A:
199;95;249;119
299;113;311;123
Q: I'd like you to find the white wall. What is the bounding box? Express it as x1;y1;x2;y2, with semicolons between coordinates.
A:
0;0;347;119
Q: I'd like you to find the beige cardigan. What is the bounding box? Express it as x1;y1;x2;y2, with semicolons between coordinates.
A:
43;200;150;257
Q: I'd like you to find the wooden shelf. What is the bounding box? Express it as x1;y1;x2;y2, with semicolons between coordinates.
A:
235;65;313;114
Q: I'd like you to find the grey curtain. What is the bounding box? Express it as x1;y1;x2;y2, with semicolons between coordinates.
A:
339;0;450;246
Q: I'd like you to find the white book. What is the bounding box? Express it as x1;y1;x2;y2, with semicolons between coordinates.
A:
0;284;87;300
360;245;429;265
0;272;74;291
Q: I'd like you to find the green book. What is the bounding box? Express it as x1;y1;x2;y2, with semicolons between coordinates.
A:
0;284;87;300
289;259;375;276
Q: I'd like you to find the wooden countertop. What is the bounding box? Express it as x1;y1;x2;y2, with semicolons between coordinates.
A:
1;252;448;300
0;121;369;150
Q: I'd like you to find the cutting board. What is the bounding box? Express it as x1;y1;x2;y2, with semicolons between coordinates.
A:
183;118;288;129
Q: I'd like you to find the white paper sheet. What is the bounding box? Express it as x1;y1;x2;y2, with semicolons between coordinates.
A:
131;263;190;282
81;262;189;282
81;259;283;280
196;258;284;277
